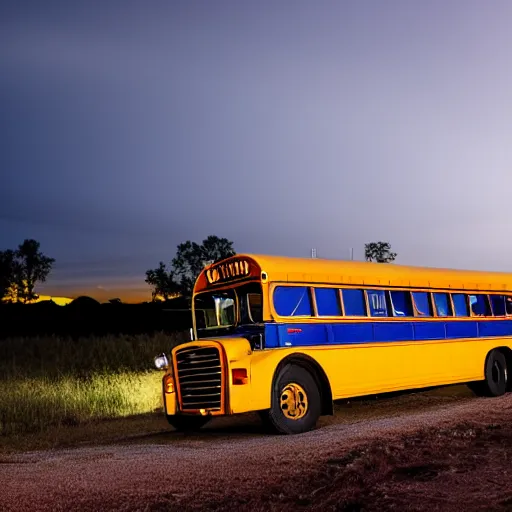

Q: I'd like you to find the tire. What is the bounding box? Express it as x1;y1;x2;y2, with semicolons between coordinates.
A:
263;364;321;435
467;349;508;397
166;415;210;432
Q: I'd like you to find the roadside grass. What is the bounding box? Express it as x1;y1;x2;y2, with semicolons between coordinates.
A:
0;332;187;438
0;371;163;436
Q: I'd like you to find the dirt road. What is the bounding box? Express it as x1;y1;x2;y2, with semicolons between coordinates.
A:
2;387;512;511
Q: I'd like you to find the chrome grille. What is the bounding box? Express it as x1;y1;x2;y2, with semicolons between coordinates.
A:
175;346;222;411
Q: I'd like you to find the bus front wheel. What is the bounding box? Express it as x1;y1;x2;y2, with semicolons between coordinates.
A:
166;415;210;432
468;349;508;397
263;364;321;435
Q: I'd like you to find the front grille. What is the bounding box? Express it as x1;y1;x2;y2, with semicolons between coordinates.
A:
175;346;223;411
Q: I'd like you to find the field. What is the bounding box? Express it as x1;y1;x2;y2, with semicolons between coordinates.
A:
2;333;512;511
0;332;187;436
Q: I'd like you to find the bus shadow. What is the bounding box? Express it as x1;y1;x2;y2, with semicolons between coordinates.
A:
124;413;266;445
127;385;477;444
318;384;476;428
333;383;474;406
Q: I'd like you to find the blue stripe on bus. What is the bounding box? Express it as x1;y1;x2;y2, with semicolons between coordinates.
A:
264;320;512;348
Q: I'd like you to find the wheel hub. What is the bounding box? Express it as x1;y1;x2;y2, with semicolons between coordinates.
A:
280;383;308;420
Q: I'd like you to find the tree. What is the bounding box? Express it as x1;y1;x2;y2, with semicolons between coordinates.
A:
172;236;235;296
0;250;15;301
364;241;397;263
201;235;236;264
170;241;207;296
145;262;181;301
12;239;55;303
146;235;236;300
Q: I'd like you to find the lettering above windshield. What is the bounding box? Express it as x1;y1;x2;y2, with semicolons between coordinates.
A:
206;259;251;285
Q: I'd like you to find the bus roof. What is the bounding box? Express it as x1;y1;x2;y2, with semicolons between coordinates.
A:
195;254;512;292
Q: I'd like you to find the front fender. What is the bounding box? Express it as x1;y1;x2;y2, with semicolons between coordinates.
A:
248;348;330;411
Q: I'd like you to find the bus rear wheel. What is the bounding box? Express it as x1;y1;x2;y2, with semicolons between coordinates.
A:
468;349;508;397
263;364;321;435
166;415;210;432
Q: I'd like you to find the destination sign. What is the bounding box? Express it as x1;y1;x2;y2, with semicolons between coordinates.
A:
206;258;251;285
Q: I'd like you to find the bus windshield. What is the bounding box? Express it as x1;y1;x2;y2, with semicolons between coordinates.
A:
194;283;263;331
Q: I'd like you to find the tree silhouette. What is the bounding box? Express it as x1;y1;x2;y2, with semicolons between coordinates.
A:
170;241;205;296
145;262;181;301
69;296;101;308
364;241;397;263
172;236;235;296
146;235;236;299
12;239;55;303
0;250;15;301
201;235;236;264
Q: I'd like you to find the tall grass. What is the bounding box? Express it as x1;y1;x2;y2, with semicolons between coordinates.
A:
0;332;188;436
0;332;187;379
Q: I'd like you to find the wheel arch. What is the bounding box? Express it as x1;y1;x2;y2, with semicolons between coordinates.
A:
273;352;333;415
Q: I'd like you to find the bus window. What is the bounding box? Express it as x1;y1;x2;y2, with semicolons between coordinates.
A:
469;294;491;316
194;291;236;329
314;288;341;316
452;293;469;317
389;291;413;317
246;293;263;322
194;309;207;329
490;295;506;316
274;286;312;317
342;289;367;316
433;293;452;317
412;292;432;317
506;296;512;315
367;290;388;317
234;283;263;325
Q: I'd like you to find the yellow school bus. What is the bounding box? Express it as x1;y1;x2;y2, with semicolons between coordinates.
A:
154;254;512;434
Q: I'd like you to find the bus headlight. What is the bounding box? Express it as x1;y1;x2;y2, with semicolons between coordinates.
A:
154;353;169;370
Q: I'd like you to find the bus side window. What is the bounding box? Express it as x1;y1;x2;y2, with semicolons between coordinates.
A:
342;289;367;316
314;288;342;316
412;292;433;317
367;290;388;317
506;296;512;315
389;291;413;317
433;293;453;317
451;293;469;317
469;294;491;316
273;286;312;317
490;295;506;316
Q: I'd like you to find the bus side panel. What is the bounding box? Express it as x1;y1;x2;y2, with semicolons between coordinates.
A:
248;338;512;411
318;338;510;398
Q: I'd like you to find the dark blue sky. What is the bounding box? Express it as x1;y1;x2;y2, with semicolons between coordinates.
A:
2;1;512;301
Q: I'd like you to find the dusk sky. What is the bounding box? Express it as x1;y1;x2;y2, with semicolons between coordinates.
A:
2;1;512;302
